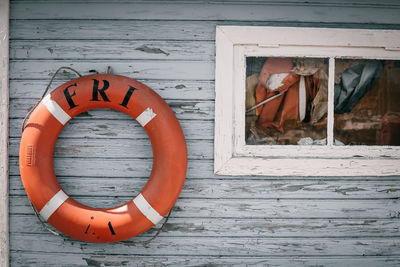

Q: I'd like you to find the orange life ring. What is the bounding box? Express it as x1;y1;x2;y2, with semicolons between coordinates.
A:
19;74;187;243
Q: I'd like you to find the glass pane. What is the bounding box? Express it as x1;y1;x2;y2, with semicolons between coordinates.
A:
245;57;328;145
334;59;400;146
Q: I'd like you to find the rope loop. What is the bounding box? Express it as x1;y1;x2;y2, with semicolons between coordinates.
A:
21;66;82;133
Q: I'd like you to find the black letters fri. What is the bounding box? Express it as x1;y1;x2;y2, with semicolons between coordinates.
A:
63;79;136;109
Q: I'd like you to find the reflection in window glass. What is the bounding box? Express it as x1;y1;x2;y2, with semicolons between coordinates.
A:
245;57;328;145
334;59;400;146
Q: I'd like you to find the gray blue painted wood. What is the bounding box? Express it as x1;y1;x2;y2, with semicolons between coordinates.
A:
9;0;400;266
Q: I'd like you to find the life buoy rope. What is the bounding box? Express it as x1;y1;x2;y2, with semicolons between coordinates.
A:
19;73;187;243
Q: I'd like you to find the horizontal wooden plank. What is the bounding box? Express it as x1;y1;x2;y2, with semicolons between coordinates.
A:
10;60;214;80
9;251;400;267
10;157;400;180
9;79;215;100
10;233;400;256
9;214;400;238
9;175;400;199
10;137;213;159
11;20;400;42
9;0;400;5
10;40;215;60
10;254;400;267
218;156;400;177
10;196;400;218
10;2;400;24
9;156;215;178
10;118;214;139
10;20;218;41
10;98;215;120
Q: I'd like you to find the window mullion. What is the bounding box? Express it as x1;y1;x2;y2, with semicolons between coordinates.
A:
327;57;335;146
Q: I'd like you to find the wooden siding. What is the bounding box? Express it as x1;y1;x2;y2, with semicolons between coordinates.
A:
8;0;400;266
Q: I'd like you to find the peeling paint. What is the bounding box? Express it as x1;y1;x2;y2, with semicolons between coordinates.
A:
175;84;186;89
335;187;366;195
162;222;205;233
54;144;94;154
84;256;130;266
135;45;169;56
283;185;305;192
77;111;92;117
378;188;400;193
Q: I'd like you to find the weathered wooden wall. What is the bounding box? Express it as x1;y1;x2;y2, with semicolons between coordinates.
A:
9;0;400;266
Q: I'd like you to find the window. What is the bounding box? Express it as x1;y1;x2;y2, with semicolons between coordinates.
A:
214;26;400;176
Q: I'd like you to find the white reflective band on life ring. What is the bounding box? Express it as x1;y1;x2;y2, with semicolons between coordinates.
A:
42;94;71;125
133;193;163;225
136;107;157;127
39;189;69;221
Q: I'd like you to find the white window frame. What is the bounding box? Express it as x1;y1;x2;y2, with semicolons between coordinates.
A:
215;26;400;176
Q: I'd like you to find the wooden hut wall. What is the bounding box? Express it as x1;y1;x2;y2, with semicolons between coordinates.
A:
8;1;400;266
